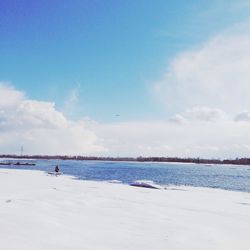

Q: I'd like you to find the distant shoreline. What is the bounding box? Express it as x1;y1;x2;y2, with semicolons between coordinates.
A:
1;154;250;166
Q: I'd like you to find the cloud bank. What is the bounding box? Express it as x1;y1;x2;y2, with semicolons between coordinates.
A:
154;23;250;115
2;23;250;158
92;120;250;158
1;81;250;158
0;83;106;155
148;22;250;158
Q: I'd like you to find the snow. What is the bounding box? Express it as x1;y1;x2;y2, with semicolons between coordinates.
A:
0;169;250;250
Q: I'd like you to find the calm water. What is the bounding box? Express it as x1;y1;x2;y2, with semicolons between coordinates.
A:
1;159;250;193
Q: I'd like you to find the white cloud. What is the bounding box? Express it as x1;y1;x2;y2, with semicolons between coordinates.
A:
1;83;250;158
153;22;250;115
235;111;250;122
169;106;226;123
0;83;25;108
185;106;226;122
126;22;250;158
92;120;250;158
168;114;187;124
0;83;106;155
3;22;250;158
17;100;68;129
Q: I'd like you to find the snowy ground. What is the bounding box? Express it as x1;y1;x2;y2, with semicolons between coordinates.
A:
0;169;250;250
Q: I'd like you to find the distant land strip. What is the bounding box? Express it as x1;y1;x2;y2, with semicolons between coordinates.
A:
0;155;250;166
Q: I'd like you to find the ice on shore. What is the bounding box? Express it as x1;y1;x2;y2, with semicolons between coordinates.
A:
0;169;250;250
130;180;162;189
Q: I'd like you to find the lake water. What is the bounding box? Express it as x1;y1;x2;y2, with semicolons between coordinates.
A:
1;159;250;193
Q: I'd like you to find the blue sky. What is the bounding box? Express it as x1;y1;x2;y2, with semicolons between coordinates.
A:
2;1;250;157
1;0;249;122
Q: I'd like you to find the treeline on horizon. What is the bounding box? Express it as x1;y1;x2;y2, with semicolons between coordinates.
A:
1;154;250;165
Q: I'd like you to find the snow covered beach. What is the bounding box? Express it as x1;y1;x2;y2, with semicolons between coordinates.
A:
1;169;250;250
